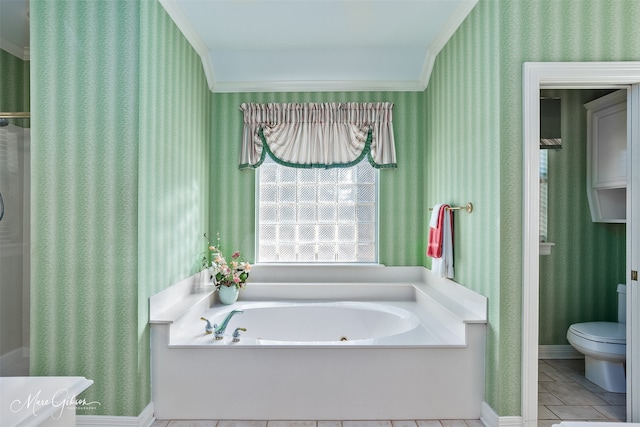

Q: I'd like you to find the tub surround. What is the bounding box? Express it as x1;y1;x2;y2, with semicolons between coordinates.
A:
149;265;487;420
150;265;487;324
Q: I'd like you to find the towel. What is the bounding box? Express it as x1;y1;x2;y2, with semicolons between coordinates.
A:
427;204;445;258
428;204;454;279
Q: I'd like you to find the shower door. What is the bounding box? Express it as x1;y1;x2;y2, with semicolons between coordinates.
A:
0;123;30;375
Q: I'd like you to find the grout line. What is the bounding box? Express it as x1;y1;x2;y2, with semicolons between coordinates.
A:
538;359;627;426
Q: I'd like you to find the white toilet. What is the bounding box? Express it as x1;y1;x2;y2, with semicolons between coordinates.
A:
567;284;627;393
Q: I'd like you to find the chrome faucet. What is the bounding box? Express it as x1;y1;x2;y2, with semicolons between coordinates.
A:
214;309;243;340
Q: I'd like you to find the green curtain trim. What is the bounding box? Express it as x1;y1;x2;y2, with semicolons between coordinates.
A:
239;128;396;170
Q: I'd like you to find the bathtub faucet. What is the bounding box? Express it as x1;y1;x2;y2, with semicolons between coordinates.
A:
214;309;243;340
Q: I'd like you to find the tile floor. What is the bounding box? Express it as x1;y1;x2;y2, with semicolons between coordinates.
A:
538;359;627;427
151;421;485;427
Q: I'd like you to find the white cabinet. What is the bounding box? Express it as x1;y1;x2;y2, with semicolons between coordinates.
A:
584;89;627;223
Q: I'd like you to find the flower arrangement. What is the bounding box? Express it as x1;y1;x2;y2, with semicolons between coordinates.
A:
203;233;251;289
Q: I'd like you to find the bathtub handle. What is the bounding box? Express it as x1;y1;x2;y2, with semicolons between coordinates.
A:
200;317;213;335
232;327;247;343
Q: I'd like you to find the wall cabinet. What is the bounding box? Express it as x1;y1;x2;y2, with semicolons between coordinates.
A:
584;89;627;223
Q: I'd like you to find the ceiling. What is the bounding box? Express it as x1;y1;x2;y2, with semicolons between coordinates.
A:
0;0;30;60
0;0;479;93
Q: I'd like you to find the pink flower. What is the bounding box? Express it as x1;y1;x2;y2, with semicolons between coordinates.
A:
232;251;241;259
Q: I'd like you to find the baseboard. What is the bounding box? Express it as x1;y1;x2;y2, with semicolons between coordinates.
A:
538;345;583;360
481;401;523;427
77;402;154;427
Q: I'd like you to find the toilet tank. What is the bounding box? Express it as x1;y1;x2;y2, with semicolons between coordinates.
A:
617;284;626;324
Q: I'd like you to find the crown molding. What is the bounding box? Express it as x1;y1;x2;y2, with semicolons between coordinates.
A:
158;0;216;91
419;0;478;90
211;79;425;93
419;50;437;92
0;37;29;60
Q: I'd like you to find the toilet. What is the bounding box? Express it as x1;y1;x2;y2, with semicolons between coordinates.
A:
567;284;626;393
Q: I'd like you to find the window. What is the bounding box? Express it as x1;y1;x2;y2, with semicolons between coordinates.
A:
257;156;378;263
540;150;548;242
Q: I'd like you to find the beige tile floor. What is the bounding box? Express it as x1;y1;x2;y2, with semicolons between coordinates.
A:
151;419;485;427
538;359;627;427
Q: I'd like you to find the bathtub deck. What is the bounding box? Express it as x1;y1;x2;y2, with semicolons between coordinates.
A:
167;299;468;348
149;266;487;421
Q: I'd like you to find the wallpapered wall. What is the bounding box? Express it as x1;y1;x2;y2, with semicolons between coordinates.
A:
424;0;503;413
31;0;141;414
137;0;211;343
428;0;640;416
539;89;626;345
30;0;209;416
210;91;427;266
25;0;640;419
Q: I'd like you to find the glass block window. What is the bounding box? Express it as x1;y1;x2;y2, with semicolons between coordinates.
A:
257;156;378;263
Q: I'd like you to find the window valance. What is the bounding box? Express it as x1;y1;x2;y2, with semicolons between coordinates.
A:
239;102;396;169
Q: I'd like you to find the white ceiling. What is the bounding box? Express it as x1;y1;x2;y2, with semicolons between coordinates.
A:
160;0;478;92
0;0;479;93
0;0;30;60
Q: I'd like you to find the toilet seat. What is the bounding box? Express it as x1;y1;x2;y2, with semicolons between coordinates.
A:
568;322;626;344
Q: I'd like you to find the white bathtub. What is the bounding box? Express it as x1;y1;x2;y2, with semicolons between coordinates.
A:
150;266;487;420
187;301;422;346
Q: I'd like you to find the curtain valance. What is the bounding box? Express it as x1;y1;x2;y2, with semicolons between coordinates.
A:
239;102;396;169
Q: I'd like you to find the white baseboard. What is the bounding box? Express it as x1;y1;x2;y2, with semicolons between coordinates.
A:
77;402;154;427
481;401;523;427
538;345;583;360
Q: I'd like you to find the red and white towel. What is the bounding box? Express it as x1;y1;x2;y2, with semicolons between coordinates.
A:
427;204;454;278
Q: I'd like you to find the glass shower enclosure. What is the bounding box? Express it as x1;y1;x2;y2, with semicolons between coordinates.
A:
0;113;30;375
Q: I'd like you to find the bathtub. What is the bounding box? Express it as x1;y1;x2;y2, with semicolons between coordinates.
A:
181;301;423;346
150;265;487;420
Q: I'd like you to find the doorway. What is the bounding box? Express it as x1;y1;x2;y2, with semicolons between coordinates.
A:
522;62;640;427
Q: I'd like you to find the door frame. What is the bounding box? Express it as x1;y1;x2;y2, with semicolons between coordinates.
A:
522;62;640;427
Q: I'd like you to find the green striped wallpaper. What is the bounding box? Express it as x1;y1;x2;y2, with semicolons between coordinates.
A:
538;89;625;345
30;0;141;415
424;0;504;413
30;0;209;416
429;0;640;416
0;48;30;126
138;0;211;334
26;0;640;419
211;91;427;266
498;0;640;415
